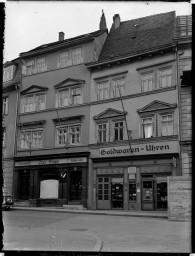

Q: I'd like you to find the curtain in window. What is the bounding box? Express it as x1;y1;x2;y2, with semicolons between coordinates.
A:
143;118;153;138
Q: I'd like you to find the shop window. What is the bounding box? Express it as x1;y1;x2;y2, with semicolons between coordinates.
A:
142;117;153;138
129;183;136;201
40;180;59;199
56;124;81;146
161;114;173;136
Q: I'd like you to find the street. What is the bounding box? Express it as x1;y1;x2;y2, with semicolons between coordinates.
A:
3;209;191;252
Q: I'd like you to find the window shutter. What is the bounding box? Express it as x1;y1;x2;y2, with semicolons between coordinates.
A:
94;123;98;140
55;93;59;108
109;120;114;142
138;122;142;138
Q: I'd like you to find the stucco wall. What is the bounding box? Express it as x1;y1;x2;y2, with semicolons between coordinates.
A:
168;176;191;221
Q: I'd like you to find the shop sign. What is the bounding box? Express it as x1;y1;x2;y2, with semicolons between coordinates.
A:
128;167;136;174
15;157;87;167
99;141;178;158
141;165;171;173
97;168;123;175
128;174;135;180
112;177;123;183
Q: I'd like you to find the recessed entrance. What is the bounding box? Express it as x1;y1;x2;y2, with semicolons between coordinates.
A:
69;170;82;202
111;177;123;209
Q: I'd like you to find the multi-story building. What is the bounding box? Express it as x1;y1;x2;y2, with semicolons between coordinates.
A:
2;58;21;196
86;11;191;211
13;14;107;208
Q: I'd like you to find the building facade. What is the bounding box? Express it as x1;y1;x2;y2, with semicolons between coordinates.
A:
2;59;22;196
86;11;191;211
13;16;108;208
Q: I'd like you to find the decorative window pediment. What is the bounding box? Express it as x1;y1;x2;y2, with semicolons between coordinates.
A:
94;108;127;120
137;100;176;114
18;120;46;129
21;85;48;95
53;115;84;125
54;78;85;89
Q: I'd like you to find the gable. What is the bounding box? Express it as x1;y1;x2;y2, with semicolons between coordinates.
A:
21;85;48;95
94;108;126;120
137;100;177;113
54;78;85;89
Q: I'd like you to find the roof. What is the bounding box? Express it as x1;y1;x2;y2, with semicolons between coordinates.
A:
98;11;176;62
20;29;108;58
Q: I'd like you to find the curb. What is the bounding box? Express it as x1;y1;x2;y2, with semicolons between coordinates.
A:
11;206;168;219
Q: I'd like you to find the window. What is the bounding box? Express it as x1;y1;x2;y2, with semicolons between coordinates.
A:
114;121;124;141
97;81;109;100
98;123;107;143
56;124;81;146
112;78;125;97
23;57;47;75
3;66;14;82
159;68;172;88
161;114;173;136
58;47;83;68
56;87;82;107
23;93;46;113
2;127;6;148
142;117;153;138
3;97;8;115
141;73;153;92
177;16;192;37
37;57;47;73
20;130;43;149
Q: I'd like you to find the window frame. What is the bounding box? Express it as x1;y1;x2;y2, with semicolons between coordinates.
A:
97;122;108;143
114;120;124;141
3;97;9;115
20;129;43;150
142;116;154;138
111;77;125;98
22;92;46;113
56;86;82;108
140;71;154;92
158;66;173;88
96;80;109;101
3;66;14;82
161;114;174;136
58;46;83;69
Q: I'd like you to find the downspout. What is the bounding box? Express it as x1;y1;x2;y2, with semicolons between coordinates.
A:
175;45;183;176
13;82;20;198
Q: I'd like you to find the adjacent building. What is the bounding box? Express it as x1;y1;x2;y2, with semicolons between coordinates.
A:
13;14;108;208
86;11;191;211
2;58;22;196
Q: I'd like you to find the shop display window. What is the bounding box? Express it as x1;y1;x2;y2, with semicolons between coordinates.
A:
129;183;136;201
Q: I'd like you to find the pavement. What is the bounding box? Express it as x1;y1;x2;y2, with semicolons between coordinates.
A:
10;206;168;219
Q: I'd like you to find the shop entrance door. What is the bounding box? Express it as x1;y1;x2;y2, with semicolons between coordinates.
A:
97;176;110;209
111;178;123;209
142;179;154;210
18;170;30;200
69;171;82;202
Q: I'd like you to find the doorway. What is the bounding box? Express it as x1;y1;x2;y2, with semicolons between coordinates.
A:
111;177;124;209
69;170;82;202
18;170;30;200
141;179;154;210
156;178;167;210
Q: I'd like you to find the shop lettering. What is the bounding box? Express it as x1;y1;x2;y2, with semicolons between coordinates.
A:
39;159;59;165
100;144;170;156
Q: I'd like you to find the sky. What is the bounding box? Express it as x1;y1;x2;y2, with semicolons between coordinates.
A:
3;1;192;63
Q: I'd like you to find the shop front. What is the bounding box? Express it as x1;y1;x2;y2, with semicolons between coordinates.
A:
90;140;179;211
14;155;88;208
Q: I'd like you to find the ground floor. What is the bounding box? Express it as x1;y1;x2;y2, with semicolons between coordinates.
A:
14;154;89;208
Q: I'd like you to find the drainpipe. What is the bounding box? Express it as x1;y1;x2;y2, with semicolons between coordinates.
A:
175;45;183;176
13;82;20;198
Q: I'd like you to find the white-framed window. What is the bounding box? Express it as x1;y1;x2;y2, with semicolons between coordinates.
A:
20;130;43;149
37;57;47;73
56;124;81;146
56;87;82;108
26;60;35;75
3;97;8;115
58;47;83;68
22;93;46;113
142;117;153;138
161;114;173;136
98;123;107;143
96;81;109;100
112;78;125;97
2;127;6;148
141;73;154;92
3;66;14;82
159;67;172;88
114;121;124;141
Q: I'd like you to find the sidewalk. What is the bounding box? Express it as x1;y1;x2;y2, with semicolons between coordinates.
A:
11;206;168;219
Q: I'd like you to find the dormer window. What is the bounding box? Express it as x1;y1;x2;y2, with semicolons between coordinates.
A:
58;47;83;68
3;66;14;82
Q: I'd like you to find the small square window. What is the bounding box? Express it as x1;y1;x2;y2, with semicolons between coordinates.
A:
104;177;109;182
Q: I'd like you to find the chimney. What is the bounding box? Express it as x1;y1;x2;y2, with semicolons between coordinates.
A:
113;14;120;29
99;10;107;30
59;32;64;41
